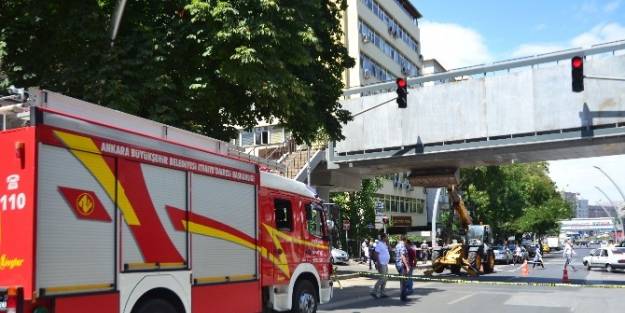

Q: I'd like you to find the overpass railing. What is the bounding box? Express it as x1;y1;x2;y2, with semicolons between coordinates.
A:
342;39;625;97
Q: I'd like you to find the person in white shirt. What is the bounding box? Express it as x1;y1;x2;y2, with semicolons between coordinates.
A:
361;239;370;264
370;234;390;298
563;239;577;272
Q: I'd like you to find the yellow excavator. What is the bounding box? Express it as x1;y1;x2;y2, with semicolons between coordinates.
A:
409;169;495;276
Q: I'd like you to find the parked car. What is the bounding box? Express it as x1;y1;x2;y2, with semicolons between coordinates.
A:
583;247;625;272
331;248;349;264
493;245;513;264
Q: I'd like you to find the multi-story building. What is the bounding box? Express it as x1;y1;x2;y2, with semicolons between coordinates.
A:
373;173;428;232
343;0;423;88
588;205;618;218
576;199;589;218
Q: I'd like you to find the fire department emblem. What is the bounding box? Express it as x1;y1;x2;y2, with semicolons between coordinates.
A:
76;193;95;216
58;187;112;222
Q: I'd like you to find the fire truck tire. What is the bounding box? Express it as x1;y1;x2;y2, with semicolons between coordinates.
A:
291;280;318;313
134;298;178;313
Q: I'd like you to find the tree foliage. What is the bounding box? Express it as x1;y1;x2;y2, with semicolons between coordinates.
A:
331;178;382;251
0;0;354;143
461;163;573;239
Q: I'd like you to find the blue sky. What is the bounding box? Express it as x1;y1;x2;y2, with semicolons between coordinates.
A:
412;0;625;60
408;0;625;206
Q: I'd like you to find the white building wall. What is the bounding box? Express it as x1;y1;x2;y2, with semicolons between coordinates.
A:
374;177;427;228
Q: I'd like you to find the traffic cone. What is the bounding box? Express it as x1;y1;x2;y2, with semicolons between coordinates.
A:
521;260;529;277
562;267;569;283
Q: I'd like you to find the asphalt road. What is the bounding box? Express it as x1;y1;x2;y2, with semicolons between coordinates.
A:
335;247;625;285
319;277;624;313
322;247;625;312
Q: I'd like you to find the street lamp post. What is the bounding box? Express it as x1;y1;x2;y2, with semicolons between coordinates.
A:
595;185;625;239
593;165;625;207
594;165;625;240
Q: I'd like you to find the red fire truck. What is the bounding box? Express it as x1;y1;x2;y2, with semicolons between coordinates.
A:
0;88;333;313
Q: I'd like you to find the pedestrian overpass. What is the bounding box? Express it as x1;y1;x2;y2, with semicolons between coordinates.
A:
322;40;625;182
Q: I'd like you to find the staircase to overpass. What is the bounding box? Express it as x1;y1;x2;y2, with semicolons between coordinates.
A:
324;40;625;180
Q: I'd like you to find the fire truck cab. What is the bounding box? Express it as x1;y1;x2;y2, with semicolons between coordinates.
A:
0;88;333;313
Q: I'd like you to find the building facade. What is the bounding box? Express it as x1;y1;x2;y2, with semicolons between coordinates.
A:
577;198;589;218
373;173;428;232
343;0;423;88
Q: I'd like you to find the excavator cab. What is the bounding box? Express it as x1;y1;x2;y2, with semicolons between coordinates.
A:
466;225;492;246
466;225;496;274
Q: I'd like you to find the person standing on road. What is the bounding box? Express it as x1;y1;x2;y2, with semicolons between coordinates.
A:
514;243;522;266
361;239;370;264
420;241;429;264
405;239;417;294
563;239;577;272
532;244;545;269
394;235;410;301
370;234;390;299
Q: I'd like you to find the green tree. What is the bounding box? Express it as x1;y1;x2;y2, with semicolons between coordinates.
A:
330;178;382;254
0;0;354;143
461;162;573;240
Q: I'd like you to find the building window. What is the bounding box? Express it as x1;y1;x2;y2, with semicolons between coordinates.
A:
255;127;269;145
359;21;419;76
361;53;393;82
241;129;254;146
360;0;420;54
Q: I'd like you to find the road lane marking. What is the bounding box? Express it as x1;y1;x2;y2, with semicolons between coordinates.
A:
320;282;434;310
447;293;475;305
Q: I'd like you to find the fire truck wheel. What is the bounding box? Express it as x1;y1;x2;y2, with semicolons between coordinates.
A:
134;298;178;313
291;280;317;313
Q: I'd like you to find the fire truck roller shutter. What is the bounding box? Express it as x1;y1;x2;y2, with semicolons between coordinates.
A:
120;160;188;268
190;173;257;283
36;144;115;294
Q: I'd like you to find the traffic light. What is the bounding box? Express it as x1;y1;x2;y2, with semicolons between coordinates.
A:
396;78;407;108
571;56;584;92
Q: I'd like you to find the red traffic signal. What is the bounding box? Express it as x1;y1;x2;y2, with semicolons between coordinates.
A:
396;78;408;108
396;78;407;88
571;56;584;92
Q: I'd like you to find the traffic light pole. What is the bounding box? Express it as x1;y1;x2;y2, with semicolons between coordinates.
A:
584;75;625;81
351;97;398;118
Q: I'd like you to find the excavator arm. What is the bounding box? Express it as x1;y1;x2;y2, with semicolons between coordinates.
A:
447;185;472;231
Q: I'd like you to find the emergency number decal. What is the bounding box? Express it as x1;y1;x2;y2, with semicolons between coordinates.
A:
1;174;26;211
